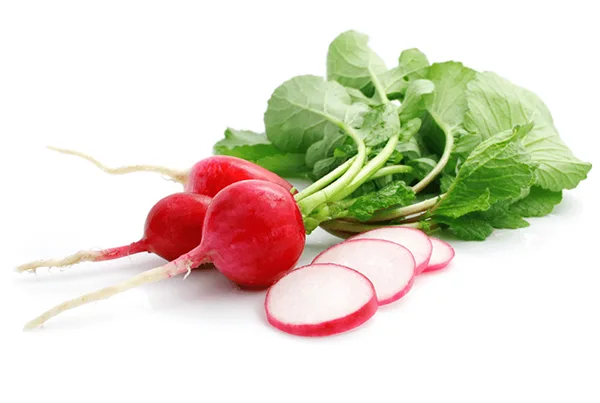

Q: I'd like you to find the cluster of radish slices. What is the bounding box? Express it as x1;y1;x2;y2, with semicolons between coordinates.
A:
266;228;454;337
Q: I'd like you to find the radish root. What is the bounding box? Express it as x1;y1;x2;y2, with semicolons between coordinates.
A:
23;258;194;330
16;250;103;273
47;146;189;184
16;242;148;273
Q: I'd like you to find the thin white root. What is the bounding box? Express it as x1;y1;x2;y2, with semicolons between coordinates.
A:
23;259;193;331
47;146;189;184
16;251;103;273
182;263;192;280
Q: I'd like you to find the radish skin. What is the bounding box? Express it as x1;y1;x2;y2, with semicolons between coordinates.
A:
350;227;433;274
265;264;378;337
24;180;305;330
423;238;455;273
312;239;416;305
16;192;211;273
49;147;295;196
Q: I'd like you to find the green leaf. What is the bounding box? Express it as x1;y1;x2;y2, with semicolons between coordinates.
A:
398;79;434;123
474;203;530;229
305;129;346;168
255;153;310;178
213;128;308;177
347;181;416;221
407;157;438;180
357;103;400;147
345;87;378;106
509;186;563;217
415;62;477;156
312;156;346;179
213;128;278;160
439;172;455;193
264;75;367;153
327;30;388;99
464;72;592;191
424;62;477;136
435;124;537;218
434;215;494;241
380;48;430;99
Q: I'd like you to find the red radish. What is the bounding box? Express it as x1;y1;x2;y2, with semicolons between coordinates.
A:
350;227;433;274
16;192;211;273
265;263;378;337
48;147;295;197
23;180;306;330
312;239;416;305
423;238;455;273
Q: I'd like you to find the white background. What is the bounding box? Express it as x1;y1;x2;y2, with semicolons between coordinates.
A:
1;1;599;402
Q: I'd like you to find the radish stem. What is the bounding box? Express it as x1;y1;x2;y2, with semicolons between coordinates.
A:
411;131;453;193
297;123;367;215
294;157;355;202
370;165;413;179
47;146;189;184
367;194;445;222
320;220;421;233
333;135;400;201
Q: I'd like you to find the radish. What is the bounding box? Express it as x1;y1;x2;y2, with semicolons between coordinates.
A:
23;180;306;330
16;192;211;273
312;239;416;305
48;147;296;197
350;227;433;274
423;238;455;273
265;263;378;337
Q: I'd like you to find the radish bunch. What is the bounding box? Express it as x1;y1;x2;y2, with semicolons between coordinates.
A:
265;227;455;337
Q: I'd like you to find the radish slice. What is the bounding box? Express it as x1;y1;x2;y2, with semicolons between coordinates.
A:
350;227;433;274
423;238;455;273
312;239;416;305
265;263;378;337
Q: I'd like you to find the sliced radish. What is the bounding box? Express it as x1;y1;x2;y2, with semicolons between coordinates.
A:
265;263;378;337
423;238;455;273
350;227;433;274
312;239;415;305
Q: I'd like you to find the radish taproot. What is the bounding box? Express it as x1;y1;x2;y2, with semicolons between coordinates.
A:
265;263;378;337
48;147;296;197
312;239;416;305
423;238;455;273
16;192;211;273
23;180;306;330
350;227;433;274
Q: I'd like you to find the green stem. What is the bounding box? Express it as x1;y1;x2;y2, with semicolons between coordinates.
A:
294;157;356;202
320;219;422;233
331;134;400;202
367;193;445;223
370;165;413;179
297;123;366;215
412;130;454;193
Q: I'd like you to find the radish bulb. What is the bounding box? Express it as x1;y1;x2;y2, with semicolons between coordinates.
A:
16;192;211;273
23;180;305;330
48;147;295;196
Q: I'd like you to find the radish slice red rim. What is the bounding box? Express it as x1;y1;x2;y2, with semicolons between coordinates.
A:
265;263;378;337
350;227;433;274
423;238;455;273
312;239;416;305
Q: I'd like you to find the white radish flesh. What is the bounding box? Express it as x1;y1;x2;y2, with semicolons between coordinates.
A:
350;227;433;274
423;238;455;273
265;263;378;337
312;239;416;305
